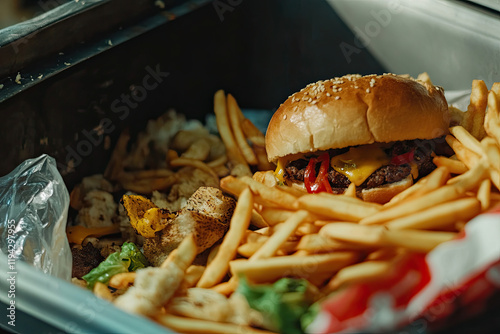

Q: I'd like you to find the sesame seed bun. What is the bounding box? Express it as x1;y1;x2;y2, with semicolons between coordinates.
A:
265;74;450;163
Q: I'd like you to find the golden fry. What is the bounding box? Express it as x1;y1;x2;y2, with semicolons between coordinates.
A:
230;252;359;283
326;260;394;291
240;176;299;210
298;193;381;221
477;179;491;210
320;223;456;253
213;90;251;177
296;233;369;253
93;282;114;302
250;210;309;261
385;197;481;230
109;272;136;289
160;234;198;271
155;314;275;334
227;94;258;165
466;80;488;140
197;188;253;288
170;157;219;181
433;156;468;174
241;118;266;147
445;135;481;169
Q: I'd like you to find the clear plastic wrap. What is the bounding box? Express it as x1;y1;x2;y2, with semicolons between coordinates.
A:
0;154;71;280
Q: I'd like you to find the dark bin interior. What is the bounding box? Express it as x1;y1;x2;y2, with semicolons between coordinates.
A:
0;0;385;190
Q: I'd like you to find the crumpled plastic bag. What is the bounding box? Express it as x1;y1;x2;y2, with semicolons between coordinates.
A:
0;154;72;280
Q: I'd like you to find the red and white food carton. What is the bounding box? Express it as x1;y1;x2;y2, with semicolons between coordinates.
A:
308;205;500;333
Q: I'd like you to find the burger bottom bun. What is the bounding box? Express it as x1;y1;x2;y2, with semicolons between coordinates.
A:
360;175;413;204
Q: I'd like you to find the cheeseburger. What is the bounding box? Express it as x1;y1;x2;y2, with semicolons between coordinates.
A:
265;73;451;203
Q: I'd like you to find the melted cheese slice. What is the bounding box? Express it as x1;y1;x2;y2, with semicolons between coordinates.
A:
274;153;307;183
331;145;390;186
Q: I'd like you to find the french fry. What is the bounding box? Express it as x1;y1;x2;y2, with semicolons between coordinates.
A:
481;137;500;190
250;210;309;261
93;282;114;302
298;193;381;221
241;118;266;147
259;207;295;226
227;94;258;165
207;243;221;265
361;185;464;225
197;188;254;288
449;126;484;156
344;182;356;198
296;233;369;253
238;240;298;258
477;179;491;210
326;260;395;291
206;154;228;168
385;166;450;208
321;223;457;253
230;252;359;283
295;222;321;236
253;144;275;171
276;183;308;197
181;265;206;289
211;278;238;296
445;135;481;169
238;241;264;258
240;176;299;210
155;314;275;334
485;91;500;142
433;156;468;174
160;234;198;271
250;209;268;228
109;272;136;289
220;175;248;198
384;197;481;230
213;90;251;177
417;72;433;85
446;158;489;188
362;161;488;226
366;248;406;261
170;157;220;181
463;79;488;140
180;138;211;161
253;170;278;187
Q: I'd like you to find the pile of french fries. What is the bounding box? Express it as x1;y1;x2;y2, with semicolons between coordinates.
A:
90;80;500;334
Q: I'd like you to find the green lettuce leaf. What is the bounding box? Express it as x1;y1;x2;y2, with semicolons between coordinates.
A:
237;277;318;334
82;242;149;289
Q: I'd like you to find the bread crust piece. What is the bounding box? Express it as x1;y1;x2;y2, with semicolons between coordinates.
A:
265;74;449;162
143;187;236;267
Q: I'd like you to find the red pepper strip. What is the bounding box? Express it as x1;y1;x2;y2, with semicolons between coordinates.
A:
304;157;319;193
316;152;332;193
391;149;415;165
304;153;333;194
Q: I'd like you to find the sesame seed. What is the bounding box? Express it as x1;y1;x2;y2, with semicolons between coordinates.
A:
354;86;359;89
338;87;342;91
366;88;370;93
283;115;287;120
326;92;331;97
311;100;318;104
335;96;340;100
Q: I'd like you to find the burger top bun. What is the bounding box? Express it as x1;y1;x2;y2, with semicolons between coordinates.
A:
265;73;450;163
